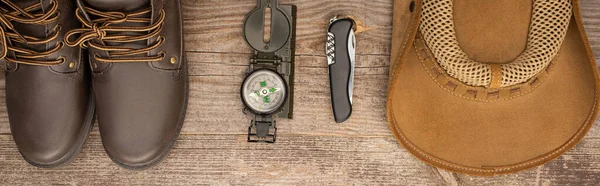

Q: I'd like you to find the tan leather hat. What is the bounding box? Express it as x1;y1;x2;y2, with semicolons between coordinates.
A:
387;0;599;176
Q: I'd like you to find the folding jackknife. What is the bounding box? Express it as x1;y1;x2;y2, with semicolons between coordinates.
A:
327;16;356;123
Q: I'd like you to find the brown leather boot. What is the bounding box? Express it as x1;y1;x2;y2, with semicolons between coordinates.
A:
65;0;187;169
2;0;95;168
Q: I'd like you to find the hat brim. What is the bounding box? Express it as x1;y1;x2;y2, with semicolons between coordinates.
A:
387;0;599;176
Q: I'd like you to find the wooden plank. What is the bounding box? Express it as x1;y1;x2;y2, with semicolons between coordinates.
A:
581;0;600;62
182;0;393;55
0;134;444;185
1;136;598;185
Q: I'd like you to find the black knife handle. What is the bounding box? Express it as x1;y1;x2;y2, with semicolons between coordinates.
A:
327;18;355;123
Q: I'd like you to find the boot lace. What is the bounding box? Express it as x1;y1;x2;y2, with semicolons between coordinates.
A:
65;5;166;63
0;0;64;66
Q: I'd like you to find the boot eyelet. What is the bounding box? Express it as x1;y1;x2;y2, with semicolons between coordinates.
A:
56;41;64;48
157;51;167;60
57;56;66;64
68;61;75;68
56;26;62;34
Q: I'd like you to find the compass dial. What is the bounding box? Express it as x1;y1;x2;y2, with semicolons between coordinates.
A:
242;69;287;115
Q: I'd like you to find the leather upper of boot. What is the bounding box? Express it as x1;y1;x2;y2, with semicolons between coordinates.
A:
66;0;187;169
2;0;93;166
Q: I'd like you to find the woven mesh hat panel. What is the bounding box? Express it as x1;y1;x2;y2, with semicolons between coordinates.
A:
419;0;572;87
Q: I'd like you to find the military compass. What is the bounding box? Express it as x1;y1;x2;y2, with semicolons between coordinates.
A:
242;69;287;115
241;0;296;143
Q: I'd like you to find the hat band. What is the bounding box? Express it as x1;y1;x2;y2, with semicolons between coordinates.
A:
414;35;554;102
420;0;572;88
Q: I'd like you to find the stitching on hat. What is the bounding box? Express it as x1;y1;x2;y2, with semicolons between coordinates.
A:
414;37;557;102
389;96;597;173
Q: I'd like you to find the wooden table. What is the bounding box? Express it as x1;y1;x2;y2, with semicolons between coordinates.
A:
1;0;599;185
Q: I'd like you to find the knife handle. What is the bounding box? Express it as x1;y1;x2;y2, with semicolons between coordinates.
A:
327;18;356;123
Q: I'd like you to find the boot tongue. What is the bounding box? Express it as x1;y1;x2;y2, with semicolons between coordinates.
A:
2;0;47;13
82;0;153;56
83;0;150;12
12;0;41;9
8;0;52;53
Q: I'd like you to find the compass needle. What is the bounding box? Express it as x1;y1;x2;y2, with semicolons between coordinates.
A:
242;70;286;114
249;93;261;102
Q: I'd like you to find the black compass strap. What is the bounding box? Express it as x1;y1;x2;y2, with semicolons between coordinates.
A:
248;115;277;143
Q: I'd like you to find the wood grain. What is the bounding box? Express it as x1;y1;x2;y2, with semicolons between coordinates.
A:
0;134;446;185
0;0;599;185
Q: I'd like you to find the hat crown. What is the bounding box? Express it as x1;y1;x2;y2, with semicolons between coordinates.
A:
420;0;572;88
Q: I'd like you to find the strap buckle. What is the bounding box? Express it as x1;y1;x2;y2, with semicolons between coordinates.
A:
247;116;277;143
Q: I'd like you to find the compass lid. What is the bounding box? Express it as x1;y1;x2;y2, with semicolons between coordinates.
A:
243;0;292;53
